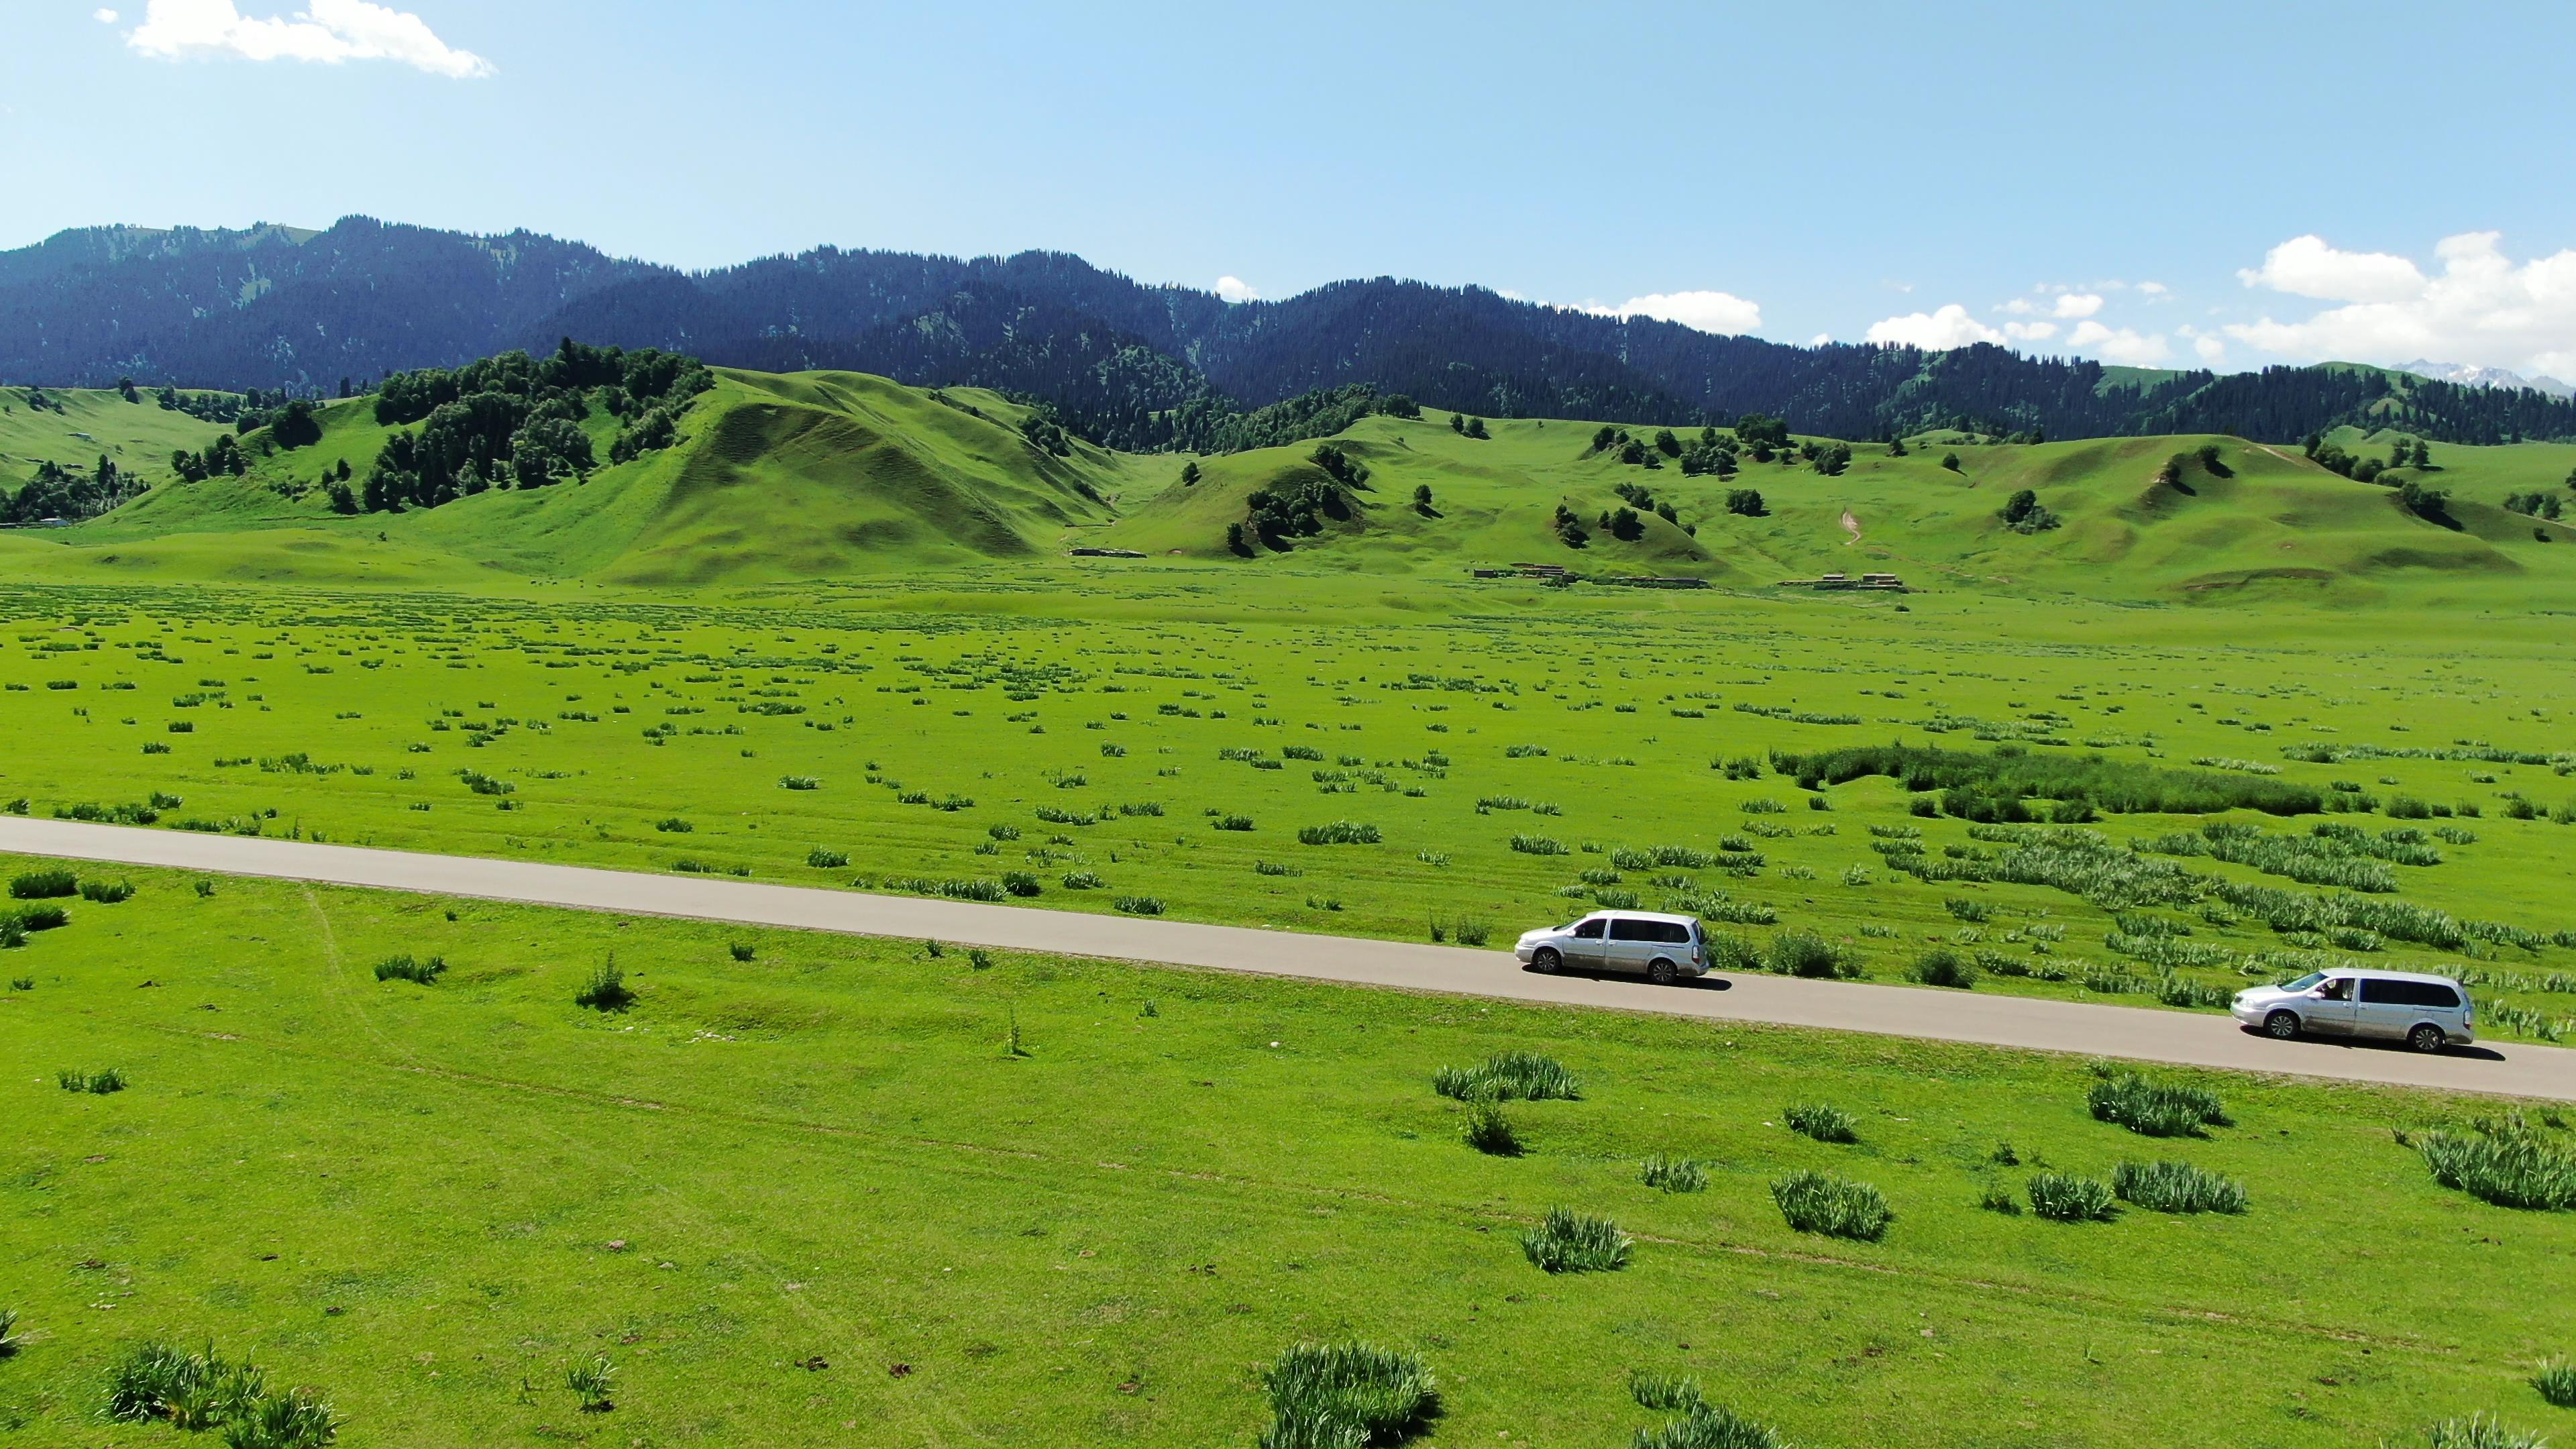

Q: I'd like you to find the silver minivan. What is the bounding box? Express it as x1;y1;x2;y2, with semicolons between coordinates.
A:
2231;968;2475;1053
1514;910;1706;985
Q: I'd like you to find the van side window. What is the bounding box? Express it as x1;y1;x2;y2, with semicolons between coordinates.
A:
2319;978;2352;1001
1654;922;1692;944
1571;918;1604;939
2358;979;2402;1005
1609;918;1654;942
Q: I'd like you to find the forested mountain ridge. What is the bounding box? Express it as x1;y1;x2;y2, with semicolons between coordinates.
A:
10;215;2576;448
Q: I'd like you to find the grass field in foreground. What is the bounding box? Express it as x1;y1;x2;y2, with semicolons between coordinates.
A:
2;572;2575;1042
3;858;2573;1446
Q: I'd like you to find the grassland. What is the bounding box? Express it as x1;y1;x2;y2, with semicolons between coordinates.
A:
0;387;232;497
3;858;2573;1446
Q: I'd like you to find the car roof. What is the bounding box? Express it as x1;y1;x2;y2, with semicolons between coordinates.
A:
1585;910;1699;925
2318;967;2465;986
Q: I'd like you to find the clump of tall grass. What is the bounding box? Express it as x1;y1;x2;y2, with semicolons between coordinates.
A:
1258;1341;1438;1449
2089;1073;2231;1137
1629;1368;1707;1415
0;1307;21;1358
8;869;77;900
805;847;849;869
1508;833;1568;855
566;1355;616;1412
10;904;68;932
938;878;1006;902
58;1067;126;1094
2415;1121;2576;1210
78;879;135;904
105;1339;337;1443
1764;930;1862;979
1521;1207;1631;1272
1299;820;1382;845
2426;1413;2549;1449
652;816;692;833
576;957;634;1011
1462;1101;1521;1156
1784;1103;1859;1144
1640;1154;1709;1192
2027;1172;2118;1222
1114;896;1165;916
1432;1051;1581;1102
1060;870;1104;890
1908;948;1977;988
729;943;755;962
1633;1405;1790;1449
2532;1358;2576;1408
1772;1170;1890;1240
373;954;447;985
2112;1159;2249;1214
1943;896;1990;922
1002;871;1042;897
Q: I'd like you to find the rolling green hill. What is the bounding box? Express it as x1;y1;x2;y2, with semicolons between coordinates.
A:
0;385;233;496
11;366;2575;604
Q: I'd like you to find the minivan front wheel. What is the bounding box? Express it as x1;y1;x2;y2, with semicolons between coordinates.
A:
2407;1024;2447;1054
1647;958;1677;986
2264;1010;2301;1040
1530;947;1561;975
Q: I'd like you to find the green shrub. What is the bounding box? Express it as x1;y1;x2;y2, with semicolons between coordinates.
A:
1508;833;1568;855
13;904;67;931
2027;1172;2118;1221
938;877;1006;902
0;919;25;950
566;1355;616;1411
1772;1170;1891;1240
1628;1368;1707;1414
78;879;135;904
9;869;77;899
1463;1101;1521;1156
1061;870;1104;890
1002;871;1042;897
576;957;634;1011
1774;743;2323;817
1784;1103;1859;1144
1432;1051;1581;1102
779;775;822;790
2532;1358;2576;1408
652;816;692;833
1214;814;1255;831
805;847;849;868
1299;820;1382;845
1908;948;1977;988
219;1387;341;1448
2089;1073;2231;1137
1943;896;1990;922
2427;1414;2549;1449
1639;1154;1709;1192
2416;1125;2576;1210
2112;1159;2249;1214
373;954;447;985
0;1307;20;1358
1450;918;1492;947
1258;1341;1438;1449
1114;895;1165;916
1765;930;1861;979
1633;1405;1790;1449
1521;1207;1631;1272
729;943;755;962
58;1067;126;1093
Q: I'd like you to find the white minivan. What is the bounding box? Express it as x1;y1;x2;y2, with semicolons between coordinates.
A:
1514;910;1707;985
2231;968;2474;1053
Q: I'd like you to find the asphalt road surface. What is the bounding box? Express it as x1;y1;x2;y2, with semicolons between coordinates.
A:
5;816;2569;1101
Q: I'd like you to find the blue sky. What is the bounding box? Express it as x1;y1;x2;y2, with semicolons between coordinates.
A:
11;0;2576;377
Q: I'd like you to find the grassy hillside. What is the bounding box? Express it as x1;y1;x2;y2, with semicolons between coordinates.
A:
1102;410;2576;606
0;386;233;496
33;370;1138;586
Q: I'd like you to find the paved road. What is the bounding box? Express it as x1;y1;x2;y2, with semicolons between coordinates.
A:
6;816;2572;1101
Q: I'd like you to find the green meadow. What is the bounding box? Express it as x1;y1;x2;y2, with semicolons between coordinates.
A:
3;860;2573;1446
6;362;2576;1444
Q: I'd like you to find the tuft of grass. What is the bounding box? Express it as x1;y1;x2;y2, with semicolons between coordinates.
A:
1628;1368;1707;1415
103;1339;329;1438
1907;947;1978;988
1462;1100;1521;1157
2426;1414;2549;1449
566;1355;616;1412
0;1307;21;1358
805;847;849;869
1258;1341;1438;1449
1520;1207;1631;1273
1978;1180;2022;1214
373;953;448;985
1002;871;1042;897
8;869;78;900
1639;1154;1708;1192
2027;1172;2119;1222
1771;1170;1892;1241
78;879;135;904
729;942;756;962
1450;918;1492;947
575;956;635;1011
218;1387;342;1448
2088;1073;2231;1137
1943;896;1991;922
652;816;693;833
58;1067;126;1094
1113;895;1166;916
2532;1358;2576;1408
1432;1051;1581;1102
2416;1124;2576;1211
2112;1159;2249;1214
1764;930;1862;979
1783;1102;1858;1144
13;904;68;931
1299;820;1383;845
1060;870;1105;890
1633;1405;1790;1449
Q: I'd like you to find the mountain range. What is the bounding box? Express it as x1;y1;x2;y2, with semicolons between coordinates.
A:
9;215;2576;449
2395;358;2574;400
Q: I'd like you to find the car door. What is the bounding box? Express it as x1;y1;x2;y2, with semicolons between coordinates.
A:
2354;979;2414;1039
1564;916;1609;971
2304;977;2360;1034
1603;916;1653;974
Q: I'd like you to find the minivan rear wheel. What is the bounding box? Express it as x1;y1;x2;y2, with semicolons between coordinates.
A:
2264;1010;2300;1040
2407;1023;2446;1054
1647;958;1677;986
1530;947;1561;975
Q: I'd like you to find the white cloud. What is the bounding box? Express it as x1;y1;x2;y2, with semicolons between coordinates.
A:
95;8;119;21
2051;292;2104;319
1600;289;1762;335
2193;334;2226;363
2225;229;2576;378
1214;276;1259;303
2235;233;2424;304
125;0;492;77
2002;321;2058;342
1809;333;1833;346
2067;319;2173;366
2137;280;2169;297
1864;303;2001;350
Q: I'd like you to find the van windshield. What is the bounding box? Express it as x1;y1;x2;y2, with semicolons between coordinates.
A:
2279;971;2326;991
